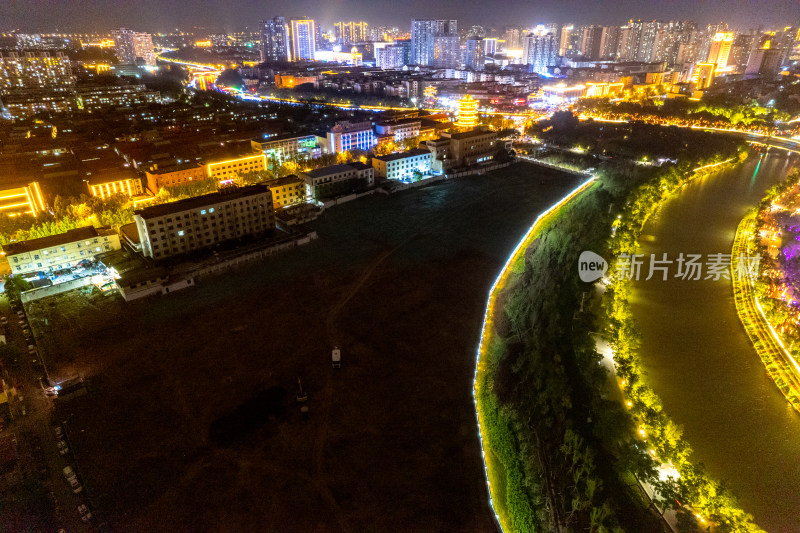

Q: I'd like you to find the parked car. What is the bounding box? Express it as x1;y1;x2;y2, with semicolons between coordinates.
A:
57;440;69;455
77;504;92;522
53;425;63;439
0;316;7;325
62;467;82;494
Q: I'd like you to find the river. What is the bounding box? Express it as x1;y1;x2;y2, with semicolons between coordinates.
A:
629;150;800;531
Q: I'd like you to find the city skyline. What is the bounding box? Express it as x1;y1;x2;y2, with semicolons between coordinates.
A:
1;0;798;33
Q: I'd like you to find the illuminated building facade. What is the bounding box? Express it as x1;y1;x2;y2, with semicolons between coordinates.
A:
206;154;267;181
288;18;316;62
111;28;155;65
455;95;478;128
327;121;377;153
412;19;457;66
522;28;556;75
88;176;145;199
371;149;432;181
134;185;275;260
266;175;305;208
274;73;317;88
690;62;716;88
3;226;121;276
375;118;421;141
251;133;322;164
75;84;161;109
334;22;368;45
465;39;485;71
377;45;404;69
260;17;290;63
706;32;733;69
0;51;74;90
0;182;46;217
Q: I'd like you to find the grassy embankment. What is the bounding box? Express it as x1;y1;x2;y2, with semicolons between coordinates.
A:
476;148;764;531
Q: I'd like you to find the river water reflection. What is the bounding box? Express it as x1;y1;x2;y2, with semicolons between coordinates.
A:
629;151;800;531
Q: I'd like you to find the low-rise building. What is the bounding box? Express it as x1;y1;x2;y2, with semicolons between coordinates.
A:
206;153;267;181
371;149;432;181
301;162;374;201
2;226;121;276
250;133;323;165
145;163;207;193
327;121;377;153
267;175;306;209
424;127;499;171
0;180;46;216
374;118;421;141
87;173;144;199
134;185;275;261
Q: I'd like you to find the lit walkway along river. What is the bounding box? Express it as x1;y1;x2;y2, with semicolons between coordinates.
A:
629;150;800;531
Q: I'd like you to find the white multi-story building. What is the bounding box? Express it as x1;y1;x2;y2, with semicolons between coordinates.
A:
301;162;374;201
372;149;432;181
377;44;405;69
112;28;156;65
374;118;421;141
134;185;275;260
327;121;377;153
0;51;74;90
250;133;323;165
3;226;121;276
289;18;316;61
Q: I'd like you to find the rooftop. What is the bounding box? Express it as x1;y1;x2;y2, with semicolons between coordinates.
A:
304;163;361;178
2;226;100;256
134;184;270;219
447;128;496;140
268;175;304;187
373;149;431;162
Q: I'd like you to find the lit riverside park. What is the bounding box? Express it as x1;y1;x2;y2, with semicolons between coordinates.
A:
0;4;799;532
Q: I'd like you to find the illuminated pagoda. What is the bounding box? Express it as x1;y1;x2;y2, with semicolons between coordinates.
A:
455;94;478;129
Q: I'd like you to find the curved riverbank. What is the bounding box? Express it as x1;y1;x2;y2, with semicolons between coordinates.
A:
473;176;597;531
629;150;800;530
732;212;800;413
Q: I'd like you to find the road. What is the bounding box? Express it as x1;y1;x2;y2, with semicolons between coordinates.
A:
0;303;96;531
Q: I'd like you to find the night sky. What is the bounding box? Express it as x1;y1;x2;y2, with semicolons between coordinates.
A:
1;0;797;33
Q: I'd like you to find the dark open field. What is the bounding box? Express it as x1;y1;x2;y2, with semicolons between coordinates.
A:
28;162;582;531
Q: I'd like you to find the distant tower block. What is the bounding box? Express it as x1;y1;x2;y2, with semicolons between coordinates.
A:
456;95;478;129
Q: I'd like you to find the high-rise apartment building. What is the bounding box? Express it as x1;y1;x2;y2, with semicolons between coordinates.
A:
376;44;405;69
112;28;155;65
636;21;660;62
334;22;368;45
706;32;734;69
557;25;573;56
522;28;556;75
260;17;290;62
503;27;522;50
288;18;316;62
0;51;74;90
484;38;497;56
465;39;486;70
412;19;458;67
746;45;785;79
616;23;640;61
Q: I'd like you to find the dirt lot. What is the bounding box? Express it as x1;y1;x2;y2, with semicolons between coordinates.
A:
28;163;582;531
